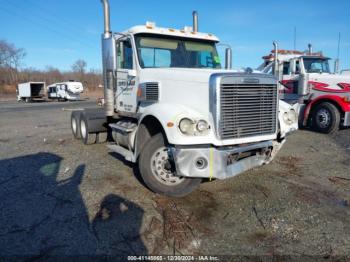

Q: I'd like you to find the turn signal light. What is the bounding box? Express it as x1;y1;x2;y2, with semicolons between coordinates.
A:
137;87;142;97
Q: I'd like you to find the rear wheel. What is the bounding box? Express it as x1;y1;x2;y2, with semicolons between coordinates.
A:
71;111;81;139
139;133;202;197
312;102;340;134
80;114;97;145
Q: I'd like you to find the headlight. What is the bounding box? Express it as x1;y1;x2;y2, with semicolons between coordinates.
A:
196;120;209;132
179;118;194;134
179;118;209;135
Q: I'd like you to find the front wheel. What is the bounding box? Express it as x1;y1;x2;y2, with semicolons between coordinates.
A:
139;133;202;197
312;102;340;134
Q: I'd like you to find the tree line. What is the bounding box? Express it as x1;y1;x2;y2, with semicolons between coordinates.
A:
0;39;102;94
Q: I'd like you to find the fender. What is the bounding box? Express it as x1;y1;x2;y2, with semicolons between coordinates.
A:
303;95;350;126
138;103;208;145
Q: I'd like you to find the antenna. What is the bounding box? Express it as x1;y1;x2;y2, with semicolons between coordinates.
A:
337;32;341;60
293;26;297;50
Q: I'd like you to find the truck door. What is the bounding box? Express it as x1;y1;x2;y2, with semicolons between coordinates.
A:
115;37;138;114
280;59;300;102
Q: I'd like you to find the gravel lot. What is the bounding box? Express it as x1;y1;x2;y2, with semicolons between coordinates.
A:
0;100;349;258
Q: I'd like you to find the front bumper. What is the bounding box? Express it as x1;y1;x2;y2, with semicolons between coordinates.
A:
171;140;280;180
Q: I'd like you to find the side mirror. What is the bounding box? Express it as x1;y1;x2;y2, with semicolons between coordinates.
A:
298;73;309;95
290;60;296;75
128;69;137;77
225;47;232;70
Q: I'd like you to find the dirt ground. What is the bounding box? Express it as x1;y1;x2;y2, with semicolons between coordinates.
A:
0;100;349;259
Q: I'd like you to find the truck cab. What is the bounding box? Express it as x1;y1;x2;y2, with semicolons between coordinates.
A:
259;46;350;133
70;1;298;197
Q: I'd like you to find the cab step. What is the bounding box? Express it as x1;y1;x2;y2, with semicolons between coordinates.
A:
109;122;137;134
107;144;134;162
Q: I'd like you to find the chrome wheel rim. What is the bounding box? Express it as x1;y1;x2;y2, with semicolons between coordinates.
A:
150;147;183;186
80;120;87;138
317;108;331;128
72;118;77;134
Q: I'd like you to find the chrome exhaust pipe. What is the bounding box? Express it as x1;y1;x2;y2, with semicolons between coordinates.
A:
192;11;198;32
101;0;111;38
334;59;339;74
308;43;313;54
100;0;114;116
273;41;279;81
225;47;232;70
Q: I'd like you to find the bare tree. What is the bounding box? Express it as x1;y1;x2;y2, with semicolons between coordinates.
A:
71;59;87;74
0;40;26;83
0;40;26;69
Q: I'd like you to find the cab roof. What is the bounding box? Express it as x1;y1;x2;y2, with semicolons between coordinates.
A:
262;49;329;62
124;22;220;42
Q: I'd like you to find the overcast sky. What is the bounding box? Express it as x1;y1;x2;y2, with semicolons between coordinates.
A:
0;0;349;71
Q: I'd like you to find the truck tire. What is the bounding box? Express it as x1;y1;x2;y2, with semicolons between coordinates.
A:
312;102;340;134
139;133;202;197
71;111;82;139
80;114;97;145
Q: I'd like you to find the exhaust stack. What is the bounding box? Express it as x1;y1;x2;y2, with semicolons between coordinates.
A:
308;43;313;54
100;0;114;116
334;59;340;74
192;11;198;32
225;47;232;70
273;41;279;81
101;0;111;38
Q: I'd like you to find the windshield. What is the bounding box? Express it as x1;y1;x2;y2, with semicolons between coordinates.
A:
135;34;221;69
303;58;330;73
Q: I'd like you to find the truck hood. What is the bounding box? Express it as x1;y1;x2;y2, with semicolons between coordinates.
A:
309;73;350;84
141;68;238;83
139;68;274;119
140;68;238;116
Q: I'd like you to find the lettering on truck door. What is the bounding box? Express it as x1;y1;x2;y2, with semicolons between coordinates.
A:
115;37;138;114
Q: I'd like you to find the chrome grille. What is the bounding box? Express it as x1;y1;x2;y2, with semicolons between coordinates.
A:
219;84;277;139
145;82;159;101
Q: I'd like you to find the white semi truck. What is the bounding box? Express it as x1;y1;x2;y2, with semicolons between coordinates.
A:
70;0;298;197
258;43;350;133
17;82;46;102
47;81;84;101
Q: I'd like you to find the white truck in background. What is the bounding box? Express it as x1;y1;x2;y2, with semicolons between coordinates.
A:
47;81;84;101
17;82;46;102
69;0;298;197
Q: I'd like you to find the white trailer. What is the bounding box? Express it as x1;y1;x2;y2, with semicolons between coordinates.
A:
70;1;298;197
47;81;84;101
17;82;46;102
